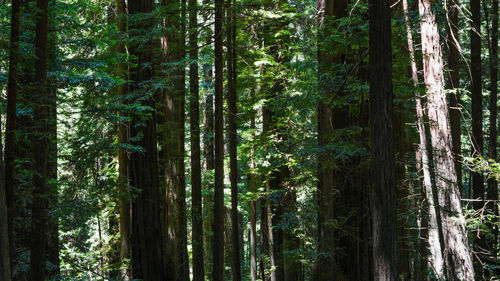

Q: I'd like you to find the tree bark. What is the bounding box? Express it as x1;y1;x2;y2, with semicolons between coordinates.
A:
212;0;225;275
31;0;49;278
418;0;475;278
447;0;462;193
226;1;242;279
369;0;398;278
127;0;167;279
402;0;444;276
189;0;205;277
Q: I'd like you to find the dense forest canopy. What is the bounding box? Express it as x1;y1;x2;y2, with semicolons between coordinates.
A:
0;0;499;279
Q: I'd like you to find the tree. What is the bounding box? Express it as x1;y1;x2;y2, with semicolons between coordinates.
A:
31;0;50;277
471;0;484;210
1;119;11;281
226;0;242;279
212;0;225;276
127;0;167;278
116;0;131;278
189;0;205;277
418;0;475;278
369;0;398;278
402;0;444;276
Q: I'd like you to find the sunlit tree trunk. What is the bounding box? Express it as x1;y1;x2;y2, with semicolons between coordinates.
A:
402;0;444;276
418;0;475;278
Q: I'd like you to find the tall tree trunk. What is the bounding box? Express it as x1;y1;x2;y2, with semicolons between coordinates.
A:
315;0;336;279
226;1;242;279
127;0;167;279
31;0;49;278
487;0;498;249
5;0;21;273
248;98;258;281
402;0;444;276
212;0;225;275
418;0;475;278
189;0;205;277
1;115;11;281
369;0;398;278
447;0;462;193
116;0;130;279
162;0;189;278
471;0;484;209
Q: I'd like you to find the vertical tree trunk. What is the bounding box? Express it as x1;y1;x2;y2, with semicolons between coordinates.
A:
315;0;336;279
127;0;167;279
189;0;205;277
162;0;189;278
31;0;49;278
5;0;21;272
116;0;130;279
213;0;225;275
369;0;398;278
226;1;242;279
402;0;444;276
447;0;462;193
1;116;11;281
248;99;258;281
471;0;484;209
418;0;475;278
487;0;498;248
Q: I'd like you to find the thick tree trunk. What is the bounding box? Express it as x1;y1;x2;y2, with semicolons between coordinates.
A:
402;0;444;276
5;0;21;272
189;0;204;278
369;0;398;278
127;0;167;279
31;0;49;278
212;0;225;275
471;0;484;211
447;0;462;193
418;0;475;278
161;0;189;279
116;0;130;279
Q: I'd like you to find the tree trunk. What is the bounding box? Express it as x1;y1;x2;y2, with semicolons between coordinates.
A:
116;0;130;279
31;0;49;277
418;0;475;278
487;0;498;249
248;100;258;281
127;0;167;279
226;1;242;279
471;0;484;211
213;0;225;275
5;0;21;273
1;114;11;281
369;0;398;278
447;0;462;193
402;0;444;276
189;0;205;277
